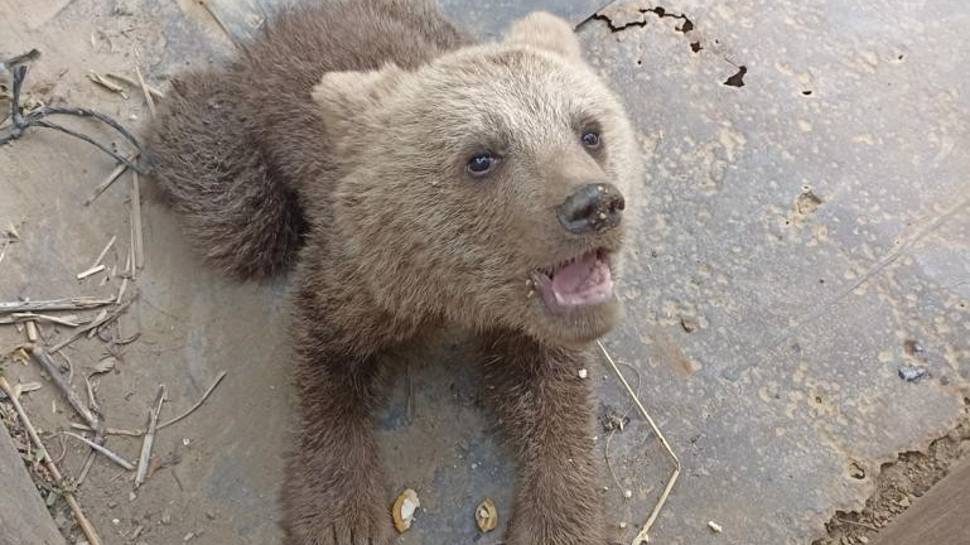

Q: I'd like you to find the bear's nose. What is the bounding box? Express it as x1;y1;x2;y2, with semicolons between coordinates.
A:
556;182;625;234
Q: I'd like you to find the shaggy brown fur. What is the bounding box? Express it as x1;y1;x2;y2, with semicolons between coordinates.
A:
148;1;642;544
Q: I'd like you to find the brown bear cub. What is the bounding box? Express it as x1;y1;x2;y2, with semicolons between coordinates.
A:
148;0;641;543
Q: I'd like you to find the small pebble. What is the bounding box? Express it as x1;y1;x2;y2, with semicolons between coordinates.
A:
578;368;588;379
708;520;723;533
182;437;191;447
623;489;633;499
898;365;928;382
619;522;628;529
111;518;120;526
183;532;195;542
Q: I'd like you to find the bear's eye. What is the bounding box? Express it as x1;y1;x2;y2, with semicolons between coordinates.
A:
466;152;498;177
581;130;602;149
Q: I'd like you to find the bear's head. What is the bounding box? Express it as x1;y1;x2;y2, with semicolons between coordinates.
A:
313;12;642;347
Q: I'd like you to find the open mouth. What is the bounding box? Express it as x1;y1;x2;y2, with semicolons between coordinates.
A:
531;249;614;314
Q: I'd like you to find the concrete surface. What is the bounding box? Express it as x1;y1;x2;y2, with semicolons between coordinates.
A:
0;422;66;545
0;1;968;545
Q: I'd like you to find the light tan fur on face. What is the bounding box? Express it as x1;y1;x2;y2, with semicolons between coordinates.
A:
313;31;641;346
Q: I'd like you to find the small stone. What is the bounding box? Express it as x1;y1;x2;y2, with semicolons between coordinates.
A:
619;522;628;529
577;368;588;379
623;489;633;499
859;536;869;544
206;511;217;520
182;437;191;446
161;510;172;525
111;518;120;526
899;496;911;508
898;365;928;382
183;532;196;542
708;520;723;533
107;500;118;509
129;491;137;502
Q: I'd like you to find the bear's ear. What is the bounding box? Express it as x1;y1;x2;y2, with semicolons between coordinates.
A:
312;63;405;129
505;11;583;62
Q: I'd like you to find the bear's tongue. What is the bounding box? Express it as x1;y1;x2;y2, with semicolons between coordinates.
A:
540;252;613;312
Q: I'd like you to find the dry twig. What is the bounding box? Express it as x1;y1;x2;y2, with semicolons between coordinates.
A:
85;154;139;206
135;385;165;487
130;171;144;270
103;72;164;99
0;376;104;545
49;298;134;353
25;344;98;429
76;264;106;280
69;422;143;437
24;319;38;342
62;432;135;471
0;312;81;327
1;64;143;171
133;64;156;118
87;71;128;99
70;371;228;435
596;341;681;545
90;235;116;269
159;370;227;430
0;296;114;314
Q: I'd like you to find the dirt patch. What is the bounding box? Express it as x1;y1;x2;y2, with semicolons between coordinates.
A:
814;398;970;545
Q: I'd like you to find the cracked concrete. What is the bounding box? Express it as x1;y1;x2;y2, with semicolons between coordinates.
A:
1;1;968;545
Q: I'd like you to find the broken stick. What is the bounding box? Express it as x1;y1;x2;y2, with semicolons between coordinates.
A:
25;344;98;429
133;65;156;118
131;171;144;269
63;432;135;471
0;296;114;314
0;312;82;327
70;370;228;436
0;376;104;545
85;153;139;206
596;340;681;545
135;385;165;488
49;298;134;353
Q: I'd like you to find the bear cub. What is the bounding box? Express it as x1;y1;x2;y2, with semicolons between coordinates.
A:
147;1;642;544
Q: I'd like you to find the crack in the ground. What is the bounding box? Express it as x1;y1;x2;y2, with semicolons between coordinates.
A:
591;3;751;87
592;3;700;52
813;398;970;545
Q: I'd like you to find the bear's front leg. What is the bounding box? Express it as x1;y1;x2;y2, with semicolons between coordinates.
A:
481;333;605;545
281;336;393;545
